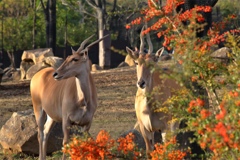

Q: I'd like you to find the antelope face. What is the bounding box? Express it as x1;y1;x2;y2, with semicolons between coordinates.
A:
53;34;109;80
136;54;155;89
53;50;89;80
126;24;165;90
126;47;157;90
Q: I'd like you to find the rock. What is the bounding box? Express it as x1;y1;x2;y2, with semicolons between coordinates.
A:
3;67;14;78
12;69;21;81
20;48;54;80
20;60;34;80
42;56;64;69
159;54;172;61
0;68;3;74
91;64;102;72
0;68;3;84
26;63;47;80
21;48;54;64
0;109;63;155
117;62;129;68
134;122;162;146
124;54;135;66
176;120;205;159
210;47;231;64
119;129;146;150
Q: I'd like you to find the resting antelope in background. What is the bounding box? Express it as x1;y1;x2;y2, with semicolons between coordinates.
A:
126;26;181;158
30;35;108;160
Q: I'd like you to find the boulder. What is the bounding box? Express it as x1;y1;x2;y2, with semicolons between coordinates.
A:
124;54;135;66
12;69;21;81
210;47;231;64
3;67;14;78
176;120;205;159
0;109;63;155
20;49;56;80
117;62;129;68
91;64;102;72
21;48;54;64
26;63;47;80
159;54;172;61
42;56;64;69
20;60;34;80
119;129;146;150
0;68;3;84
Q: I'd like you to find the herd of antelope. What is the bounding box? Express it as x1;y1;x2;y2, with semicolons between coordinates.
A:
30;26;182;160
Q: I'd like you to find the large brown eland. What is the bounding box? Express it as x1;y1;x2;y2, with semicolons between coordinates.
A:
30;35;108;160
126;27;181;158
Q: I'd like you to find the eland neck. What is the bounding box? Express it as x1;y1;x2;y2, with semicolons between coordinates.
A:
143;73;154;94
75;70;92;104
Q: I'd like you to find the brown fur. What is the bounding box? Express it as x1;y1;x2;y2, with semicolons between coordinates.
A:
31;51;97;160
126;47;181;158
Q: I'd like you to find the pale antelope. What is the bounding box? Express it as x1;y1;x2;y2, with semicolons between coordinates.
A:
126;27;180;158
30;35;108;160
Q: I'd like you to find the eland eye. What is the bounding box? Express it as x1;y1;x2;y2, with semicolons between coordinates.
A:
79;53;84;56
134;61;138;65
72;58;79;62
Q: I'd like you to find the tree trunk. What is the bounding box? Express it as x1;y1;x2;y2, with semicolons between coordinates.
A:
40;0;56;54
85;0;111;69
97;8;111;69
177;0;218;38
99;29;111;69
48;0;56;54
32;0;36;49
64;14;67;59
7;51;15;70
46;2;50;47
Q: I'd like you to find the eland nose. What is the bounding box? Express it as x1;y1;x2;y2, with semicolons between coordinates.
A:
53;72;58;78
138;80;145;89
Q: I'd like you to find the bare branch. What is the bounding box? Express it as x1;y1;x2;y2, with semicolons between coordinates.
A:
61;0;97;19
85;0;99;10
81;9;97;19
40;0;46;12
61;0;78;10
165;16;181;36
150;0;157;8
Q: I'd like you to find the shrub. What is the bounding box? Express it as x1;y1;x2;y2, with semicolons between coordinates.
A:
126;0;240;159
62;130;143;160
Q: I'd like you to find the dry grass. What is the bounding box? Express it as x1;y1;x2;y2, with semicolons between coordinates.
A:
0;66;138;159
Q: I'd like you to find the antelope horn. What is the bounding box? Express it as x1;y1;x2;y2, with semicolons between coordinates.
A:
71;47;75;53
77;34;95;53
145;24;153;54
139;26;145;54
86;34;110;49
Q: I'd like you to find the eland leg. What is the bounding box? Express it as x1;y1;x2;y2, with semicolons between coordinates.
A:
34;108;46;160
42;115;56;159
139;122;154;159
62;117;71;160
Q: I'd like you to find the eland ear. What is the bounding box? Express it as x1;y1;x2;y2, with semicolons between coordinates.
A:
134;47;139;51
152;47;164;62
155;47;164;58
126;47;139;60
126;46;133;54
71;47;76;54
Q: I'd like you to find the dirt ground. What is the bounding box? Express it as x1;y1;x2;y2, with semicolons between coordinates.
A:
0;66;138;159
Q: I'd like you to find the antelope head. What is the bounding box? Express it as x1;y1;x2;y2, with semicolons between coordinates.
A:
53;34;109;80
126;26;164;90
